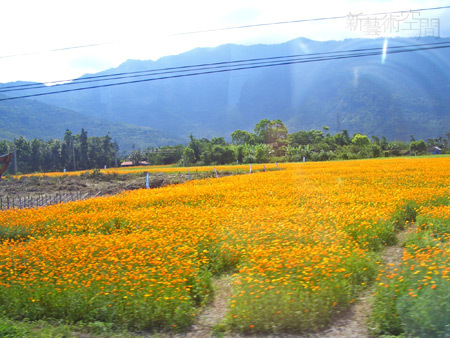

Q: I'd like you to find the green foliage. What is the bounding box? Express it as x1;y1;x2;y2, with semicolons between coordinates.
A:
370;284;403;336
370;238;450;337
0;316;133;337
128;148;144;166
396;281;450;338
145;145;184;165
371;144;382;157
352;133;371;148
417;216;450;239
2;118;449;174
343;220;397;251
0;97;181;154
370;198;450;337
0;225;30;242
223;252;378;334
182;147;196;166
285;145;303;162
391;201;418;231
0;318;29;337
289;129;324;147
410;139;427;154
254;119;288;155
241;143;273;164
2;129;119;175
231;144;244;164
231;130;256;145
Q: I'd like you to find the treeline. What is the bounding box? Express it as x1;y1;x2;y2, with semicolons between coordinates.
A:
130;119;450;166
0;129;117;175
2;120;449;175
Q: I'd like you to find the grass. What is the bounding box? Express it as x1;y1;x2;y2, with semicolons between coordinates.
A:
0;225;30;242
0;316;139;337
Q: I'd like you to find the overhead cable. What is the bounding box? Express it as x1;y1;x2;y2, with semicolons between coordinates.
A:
172;6;450;35
1;42;449;102
1;41;449;94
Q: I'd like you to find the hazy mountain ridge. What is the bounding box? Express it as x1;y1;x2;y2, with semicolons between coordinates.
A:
0;94;183;151
2;37;450;143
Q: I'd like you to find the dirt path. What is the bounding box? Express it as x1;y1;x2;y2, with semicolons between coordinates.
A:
184;275;234;338
307;243;404;338
163;236;407;338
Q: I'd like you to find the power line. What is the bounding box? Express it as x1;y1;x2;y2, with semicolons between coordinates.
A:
172;6;450;35
1;41;449;94
0;42;449;102
1;5;448;61
0;42;117;59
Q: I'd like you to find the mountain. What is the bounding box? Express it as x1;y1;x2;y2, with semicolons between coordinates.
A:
0;95;182;151
2;37;450;141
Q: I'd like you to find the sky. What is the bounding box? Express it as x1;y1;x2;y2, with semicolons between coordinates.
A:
1;0;449;83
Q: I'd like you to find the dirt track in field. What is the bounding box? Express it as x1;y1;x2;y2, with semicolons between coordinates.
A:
156;236;406;338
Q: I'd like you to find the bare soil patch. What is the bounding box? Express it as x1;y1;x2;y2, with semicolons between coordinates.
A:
0;171;216;201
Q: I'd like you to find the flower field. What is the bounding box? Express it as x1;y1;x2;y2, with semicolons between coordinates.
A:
1;157;449;334
15;163;278;179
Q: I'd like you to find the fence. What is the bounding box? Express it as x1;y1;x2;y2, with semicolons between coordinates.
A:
0;191;101;211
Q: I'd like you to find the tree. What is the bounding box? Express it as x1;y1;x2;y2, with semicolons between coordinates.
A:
241;143;273;163
352;133;371;148
129;148;144;165
231;130;256;145
101;134;113;167
210;145;235;164
371;144;382;157
79;128;89;170
88;136;102;168
188;134;202;162
254;119;288;146
289;129;324;146
342;130;351;145
61;130;74;170
182;147;195;166
231;145;244;164
380;135;388;151
146;145;182;165
45;139;62;172
211;137;226;146
30;139;43;172
285;145;302;162
14;136;32;173
255;144;273;163
410;140;427;154
371;136;380;145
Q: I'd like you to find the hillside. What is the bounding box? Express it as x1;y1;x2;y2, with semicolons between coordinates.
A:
2;37;450;141
0;95;182;151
